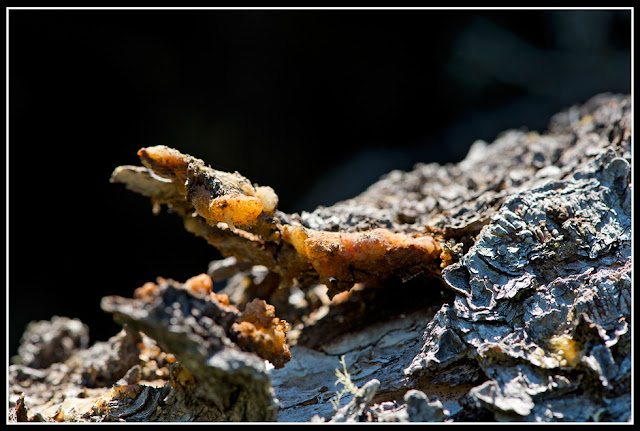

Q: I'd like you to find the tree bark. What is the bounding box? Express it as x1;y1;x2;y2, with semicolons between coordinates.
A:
9;93;631;422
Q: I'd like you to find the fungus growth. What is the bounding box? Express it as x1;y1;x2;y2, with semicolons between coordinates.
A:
111;146;446;298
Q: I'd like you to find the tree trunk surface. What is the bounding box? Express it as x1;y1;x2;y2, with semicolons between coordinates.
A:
9;93;631;422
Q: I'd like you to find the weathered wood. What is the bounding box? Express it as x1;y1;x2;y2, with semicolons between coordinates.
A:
9;93;631;422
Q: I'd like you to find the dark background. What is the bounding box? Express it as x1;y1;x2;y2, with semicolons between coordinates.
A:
8;9;631;358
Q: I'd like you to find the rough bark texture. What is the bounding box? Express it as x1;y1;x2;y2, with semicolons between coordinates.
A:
9;93;631;422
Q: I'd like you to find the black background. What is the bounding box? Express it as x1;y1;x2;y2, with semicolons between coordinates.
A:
8;8;631;358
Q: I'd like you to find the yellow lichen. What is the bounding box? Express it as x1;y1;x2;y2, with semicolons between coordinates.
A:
549;334;582;367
